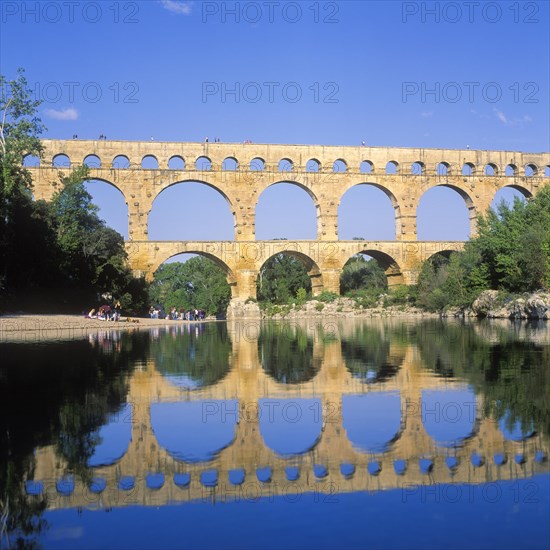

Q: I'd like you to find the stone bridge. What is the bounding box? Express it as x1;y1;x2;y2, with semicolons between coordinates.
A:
26;140;550;297
28;322;549;510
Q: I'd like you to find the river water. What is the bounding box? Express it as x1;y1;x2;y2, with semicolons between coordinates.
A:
1;318;549;549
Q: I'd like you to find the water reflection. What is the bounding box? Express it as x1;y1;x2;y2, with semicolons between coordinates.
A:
0;319;549;548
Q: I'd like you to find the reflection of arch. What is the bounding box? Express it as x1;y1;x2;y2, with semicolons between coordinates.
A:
88;403;133;467
421;390;478;448
258;324;322;383
151;401;238;462
341;249;404;287
338;183;399;240
342;392;403;454
259;398;323;456
499;411;535;442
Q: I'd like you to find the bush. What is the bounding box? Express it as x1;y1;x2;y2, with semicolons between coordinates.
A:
317;291;338;303
315;302;325;311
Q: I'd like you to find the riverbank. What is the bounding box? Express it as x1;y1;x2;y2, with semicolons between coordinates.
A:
0;314;220;342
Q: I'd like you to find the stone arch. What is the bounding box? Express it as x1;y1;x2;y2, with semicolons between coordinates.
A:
462;162;475;176
306;158;321;172
418;183;475;240
149;179;236;240
112;155;130;169
505;164;518;176
222;157;239;171
436;161;451;175
278;158;293;172
22;153;40;167
168;155;185;170
525;163;538;177
495;184;533;200
250;157;265;171
411;161;425;175
84;154;101;168
333;159;347;173
338;182;400;240
545;164;550;177
141;155;159;169
149;249;237;292
258;249;324;296
360;160;374;174
195;156;212;171
255;180;320;240
484;163;498;176
385;160;399;174
53;153;70;167
341;249;404;287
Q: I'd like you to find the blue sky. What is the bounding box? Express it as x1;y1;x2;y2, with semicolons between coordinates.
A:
2;0;549;247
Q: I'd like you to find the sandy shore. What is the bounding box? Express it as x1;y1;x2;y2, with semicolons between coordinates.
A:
0;314;219;342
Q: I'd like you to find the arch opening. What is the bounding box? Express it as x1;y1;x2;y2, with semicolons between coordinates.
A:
255;182;318;240
23;154;40;167
306;159;320;173
338;183;398;240
250;157;265;171
411;161;424;175
112;155;130;169
525;163;538;177
505;164;517;176
360;160;374;174
195;156;212;171
278;158;293;172
142;155;158;169
417;185;471;240
84;154;101;168
491;186;529;210
484;163;498;176
150;253;234;315
83;178;129;239
168;155;185;170
222;157;238;171
53;153;70;168
149;181;234;241
342;250;403;290
385;161;399;175
257;250;321;302
462;163;474;176
436;162;450;176
333;159;347;173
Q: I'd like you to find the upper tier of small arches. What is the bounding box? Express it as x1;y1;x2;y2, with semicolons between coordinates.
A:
24;152;550;178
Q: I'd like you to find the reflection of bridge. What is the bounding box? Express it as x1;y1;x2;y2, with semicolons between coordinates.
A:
30;321;549;509
27;140;550;297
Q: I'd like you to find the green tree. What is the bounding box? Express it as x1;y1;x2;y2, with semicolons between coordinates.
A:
149;257;231;316
340;255;387;295
257;254;311;303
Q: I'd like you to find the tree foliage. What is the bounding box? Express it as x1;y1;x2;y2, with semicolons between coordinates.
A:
149;257;231;316
416;187;550;311
257;253;311;303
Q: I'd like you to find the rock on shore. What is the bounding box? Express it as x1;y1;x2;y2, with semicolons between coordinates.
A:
447;290;550;320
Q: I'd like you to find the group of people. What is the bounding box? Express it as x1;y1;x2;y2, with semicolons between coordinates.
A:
205;137;222;143
149;306;206;321
87;301;122;321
